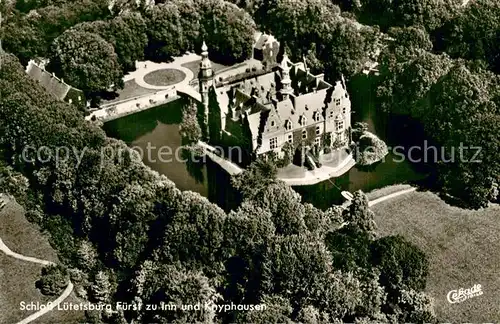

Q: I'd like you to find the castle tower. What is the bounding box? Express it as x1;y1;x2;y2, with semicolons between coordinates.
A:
280;52;293;100
199;41;214;118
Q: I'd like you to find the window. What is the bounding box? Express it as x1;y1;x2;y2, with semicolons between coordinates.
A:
313;111;321;122
342;107;346;114
302;130;307;140
78;96;81;101
269;137;278;149
288;134;293;144
270;120;275;127
314;137;320;146
336;98;341;106
316;126;321;135
329;111;334;118
285;120;292;130
299;115;307;126
336;120;344;132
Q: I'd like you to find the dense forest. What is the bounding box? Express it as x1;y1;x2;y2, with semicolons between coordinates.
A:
1;54;433;322
0;0;499;322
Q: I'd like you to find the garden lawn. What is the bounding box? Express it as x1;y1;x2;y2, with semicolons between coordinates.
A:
143;68;186;86
103;80;158;104
0;200;84;323
372;190;500;322
0;199;57;263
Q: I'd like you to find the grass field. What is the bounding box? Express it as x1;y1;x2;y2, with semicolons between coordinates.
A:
0;199;84;323
372;190;500;322
0;201;57;263
103;79;158;104
143;68;186;86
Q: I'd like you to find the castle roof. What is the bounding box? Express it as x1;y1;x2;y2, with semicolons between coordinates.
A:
254;33;279;50
26;60;74;100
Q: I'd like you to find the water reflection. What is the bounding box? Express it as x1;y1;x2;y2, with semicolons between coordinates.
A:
103;74;428;211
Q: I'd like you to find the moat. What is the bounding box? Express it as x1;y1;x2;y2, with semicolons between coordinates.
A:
103;75;428;211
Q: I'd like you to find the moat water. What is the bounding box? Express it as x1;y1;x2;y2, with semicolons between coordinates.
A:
103;75;428;211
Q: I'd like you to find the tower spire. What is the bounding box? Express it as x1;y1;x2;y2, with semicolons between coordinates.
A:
280;50;293;100
199;41;214;132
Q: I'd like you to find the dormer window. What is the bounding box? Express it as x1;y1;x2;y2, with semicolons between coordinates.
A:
285;119;293;130
299;115;307;126
302;130;307;139
313;111;321;122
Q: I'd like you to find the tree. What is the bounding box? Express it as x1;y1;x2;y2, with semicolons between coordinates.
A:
232;158;277;199
371;235;429;294
144;2;185;61
425;63;500;208
90;271;114;303
3;0;110;64
77;240;98;271
322;20;379;78
434;0;500;74
325;224;373;272
103;12;148;72
257;0;378;78
132;262;221;323
253;182;308;235
344;190;377;234
36;264;69;296
266;234;335;307
358;0;461;31
397;289;436;323
0;53;438;323
236;295;294;323
49;30;123;94
296;305;330;324
197;0;256;64
180;99;203;145
156;191;227;275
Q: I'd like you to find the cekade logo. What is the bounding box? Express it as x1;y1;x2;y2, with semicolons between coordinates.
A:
447;284;483;304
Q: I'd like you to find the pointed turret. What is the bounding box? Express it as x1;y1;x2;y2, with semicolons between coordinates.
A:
198;41;214;130
199;41;212;76
280;51;293;100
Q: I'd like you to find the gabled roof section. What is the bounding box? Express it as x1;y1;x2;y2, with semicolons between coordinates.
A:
275;98;295;122
26;60;72;100
254;33;279;51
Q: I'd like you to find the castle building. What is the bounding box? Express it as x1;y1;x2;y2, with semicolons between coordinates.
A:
199;40;351;159
26;59;87;109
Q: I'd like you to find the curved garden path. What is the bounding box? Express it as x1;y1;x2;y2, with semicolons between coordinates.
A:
368;187;416;207
339;186;417;228
0;236;73;324
125;53;199;90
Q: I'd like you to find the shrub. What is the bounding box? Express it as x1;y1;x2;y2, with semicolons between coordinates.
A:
371;235;429;293
36;264;69;296
354;131;388;166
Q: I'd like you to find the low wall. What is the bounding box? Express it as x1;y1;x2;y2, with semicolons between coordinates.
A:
86;88;178;122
